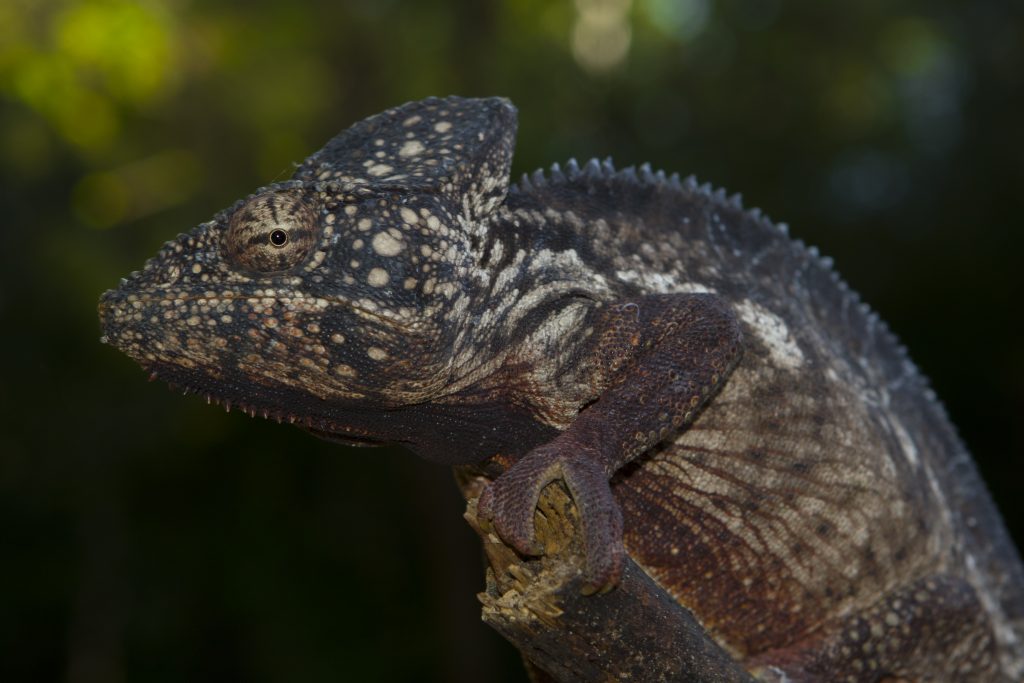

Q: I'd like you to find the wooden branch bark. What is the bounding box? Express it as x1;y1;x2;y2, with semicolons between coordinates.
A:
456;468;757;683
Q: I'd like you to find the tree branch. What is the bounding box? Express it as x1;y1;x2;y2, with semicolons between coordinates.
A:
456;468;756;683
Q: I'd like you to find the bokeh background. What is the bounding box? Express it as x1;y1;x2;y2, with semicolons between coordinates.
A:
2;1;1022;681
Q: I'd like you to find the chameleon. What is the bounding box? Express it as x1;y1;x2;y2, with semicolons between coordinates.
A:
99;96;1024;681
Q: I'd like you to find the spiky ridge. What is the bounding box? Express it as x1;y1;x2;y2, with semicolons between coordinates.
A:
150;369;306;424
511;157;941;407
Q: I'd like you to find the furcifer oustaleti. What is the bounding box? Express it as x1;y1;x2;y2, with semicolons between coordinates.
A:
99;96;1024;682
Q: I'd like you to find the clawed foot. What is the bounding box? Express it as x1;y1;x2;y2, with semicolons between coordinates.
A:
477;443;624;594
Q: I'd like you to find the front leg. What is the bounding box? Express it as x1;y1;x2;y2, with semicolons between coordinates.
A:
478;294;743;593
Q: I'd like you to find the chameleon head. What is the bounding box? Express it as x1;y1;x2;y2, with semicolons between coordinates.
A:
99;96;517;439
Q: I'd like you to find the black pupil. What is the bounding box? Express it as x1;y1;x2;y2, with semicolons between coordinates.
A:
269;229;288;246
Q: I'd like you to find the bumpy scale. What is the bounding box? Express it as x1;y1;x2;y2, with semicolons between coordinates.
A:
100;96;1024;680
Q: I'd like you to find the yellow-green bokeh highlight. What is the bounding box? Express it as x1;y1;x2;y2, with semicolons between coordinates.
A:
2;0;181;154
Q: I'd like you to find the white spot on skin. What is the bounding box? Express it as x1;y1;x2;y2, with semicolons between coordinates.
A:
371;231;403;256
434;121;451;133
399;140;425;156
614;268;712;294
367;267;390;287
487;240;504;264
525;248;584;276
367;346;388;361
403;115;421;127
400;207;418;224
890;419;920;467
304;250;327;271
735;299;804;370
675;282;715;294
368;163;393;177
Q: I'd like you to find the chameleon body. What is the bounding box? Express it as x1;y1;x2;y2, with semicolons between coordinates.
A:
99;97;1024;680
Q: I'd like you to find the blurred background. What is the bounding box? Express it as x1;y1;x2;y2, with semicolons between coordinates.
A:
1;0;1022;681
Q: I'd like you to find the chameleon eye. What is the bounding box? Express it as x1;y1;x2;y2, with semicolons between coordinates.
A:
225;190;317;273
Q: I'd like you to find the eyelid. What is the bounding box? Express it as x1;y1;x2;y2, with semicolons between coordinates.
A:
225;190;317;273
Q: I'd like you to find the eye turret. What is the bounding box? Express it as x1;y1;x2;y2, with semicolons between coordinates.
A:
225;190;317;273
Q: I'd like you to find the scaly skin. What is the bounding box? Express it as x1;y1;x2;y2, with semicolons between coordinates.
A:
99;96;1024;680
